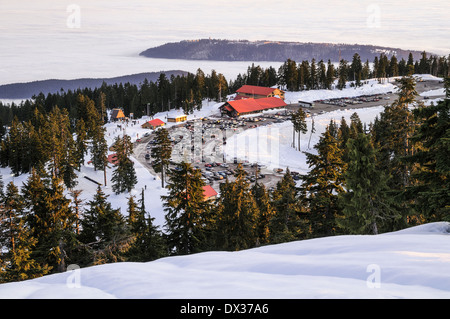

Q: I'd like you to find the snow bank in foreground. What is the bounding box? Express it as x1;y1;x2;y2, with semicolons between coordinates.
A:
0;222;448;299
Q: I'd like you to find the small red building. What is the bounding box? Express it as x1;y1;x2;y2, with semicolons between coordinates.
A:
202;185;218;201
141;118;166;129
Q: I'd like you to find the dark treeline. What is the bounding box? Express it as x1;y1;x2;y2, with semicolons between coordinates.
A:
0;69;228;127
1;51;449;128
230;51;450;92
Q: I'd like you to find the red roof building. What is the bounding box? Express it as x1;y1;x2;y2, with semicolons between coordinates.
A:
221;97;287;117
236;85;285;100
141;118;165;129
202;185;218;200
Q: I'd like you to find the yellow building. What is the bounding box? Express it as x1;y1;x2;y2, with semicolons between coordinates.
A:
167;115;187;123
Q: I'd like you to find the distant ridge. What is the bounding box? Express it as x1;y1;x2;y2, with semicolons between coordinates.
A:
0;71;187;99
140;39;425;62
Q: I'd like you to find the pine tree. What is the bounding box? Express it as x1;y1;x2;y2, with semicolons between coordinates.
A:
404;82;450;222
337;60;348;90
291;108;308;151
373;75;419;190
351;53;363;87
301;123;346;237
310;59;318;90
111;135;137;194
269;168;302;243
69;189;83;235
90;124;109;187
338;133;400;234
0;174;3;198
74;118;88;170
127;190;166;261
22;170;76;273
0;182;50;282
349;112;364;138
252;182;275;245
326;60;335;90
389;56;399;77
46;106;76;184
6;117;24;176
215;165;260;251
151;127;172;188
79;186;131;265
162;162;211;255
308;114;316;150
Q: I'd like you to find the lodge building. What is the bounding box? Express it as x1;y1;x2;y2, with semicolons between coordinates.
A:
220;97;287;117
235;85;285;101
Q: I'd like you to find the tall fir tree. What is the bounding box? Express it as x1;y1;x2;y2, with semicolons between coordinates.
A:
111;135;137;194
338;133;400;234
252;182;275;245
90;124;109;187
301;122;346;237
79;186;131;265
215;165;260;251
269;168;303;243
372;75;420;190
151;127;172;188
0;182;50;282
127;190;166;262
404;80;450;222
291;108;308;151
162;162;212;255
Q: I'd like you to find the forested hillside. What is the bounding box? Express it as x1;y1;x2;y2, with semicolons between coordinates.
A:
140;39;425;62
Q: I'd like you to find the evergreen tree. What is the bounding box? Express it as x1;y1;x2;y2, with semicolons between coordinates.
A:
6;117;24;176
22;170;77;273
90;124;109;186
215;165;260;251
337;60;348;90
0;182;50;282
308;114;316;150
404;81;450;222
338;133;400;234
127;190;166;261
0;174;3;198
418;51;430;74
279;59;298;91
389;56;399;77
301;123;346;237
326;60;335;90
310;59;318;89
269;168;302;243
79;186;131;265
74;118;88;170
162;162;211;255
291;108;308;151
151;127;172;188
373;75;419;190
111;135;137;194
349;112;364;138
350;53;363;87
252;182;275;245
318;60;327;89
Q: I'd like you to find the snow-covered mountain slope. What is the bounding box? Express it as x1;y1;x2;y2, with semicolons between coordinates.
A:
1;222;449;299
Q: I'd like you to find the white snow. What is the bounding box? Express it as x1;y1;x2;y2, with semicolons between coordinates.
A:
0;222;448;299
225;106;385;174
284;79;398;104
421;88;446;97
